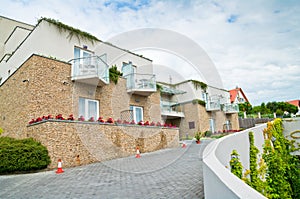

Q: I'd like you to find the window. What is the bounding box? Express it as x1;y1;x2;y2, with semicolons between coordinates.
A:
79;97;99;120
74;47;92;65
130;105;143;122
189;121;195;129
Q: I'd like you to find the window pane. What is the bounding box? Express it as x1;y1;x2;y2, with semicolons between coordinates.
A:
135;107;143;122
74;47;80;59
79;98;85;118
83;51;91;65
88;100;97;119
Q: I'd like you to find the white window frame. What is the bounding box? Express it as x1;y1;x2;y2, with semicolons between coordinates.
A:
130;105;143;122
74;47;93;59
79;97;99;120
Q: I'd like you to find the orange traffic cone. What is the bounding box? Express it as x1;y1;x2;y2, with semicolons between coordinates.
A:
182;142;186;148
135;147;141;158
56;159;64;174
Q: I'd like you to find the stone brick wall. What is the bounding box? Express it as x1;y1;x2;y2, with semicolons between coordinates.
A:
179;101;240;138
0;54;162;137
0;54;172;170
228;113;239;130
0;55;73;138
27;120;179;169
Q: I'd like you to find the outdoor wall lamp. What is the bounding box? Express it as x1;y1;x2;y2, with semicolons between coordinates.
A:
22;79;29;83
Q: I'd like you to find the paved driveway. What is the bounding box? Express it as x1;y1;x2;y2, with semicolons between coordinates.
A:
0;140;211;199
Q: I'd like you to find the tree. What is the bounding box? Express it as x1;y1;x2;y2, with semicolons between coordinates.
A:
238;102;252;113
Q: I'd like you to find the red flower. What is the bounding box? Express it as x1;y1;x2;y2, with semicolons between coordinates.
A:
106;117;114;123
48;115;53;119
97;117;105;123
144;121;150;126
138;121;144;125
130;120;136;125
36;117;42;122
78;115;85;121
29;119;35;124
123;120;130;124
156;122;162;126
67;114;74;120
89;117;95;122
55;114;64;120
150;121;156;126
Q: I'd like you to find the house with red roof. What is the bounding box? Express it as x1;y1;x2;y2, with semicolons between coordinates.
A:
287;100;300;115
229;87;249;104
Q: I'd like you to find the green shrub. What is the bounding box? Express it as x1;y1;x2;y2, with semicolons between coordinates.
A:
0;137;51;174
205;131;212;137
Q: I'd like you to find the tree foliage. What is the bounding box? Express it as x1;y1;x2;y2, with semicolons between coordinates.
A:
239;101;298;117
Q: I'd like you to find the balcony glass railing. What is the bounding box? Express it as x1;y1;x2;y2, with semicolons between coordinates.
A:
222;103;239;113
123;73;156;91
161;101;184;117
206;100;221;111
70;56;109;84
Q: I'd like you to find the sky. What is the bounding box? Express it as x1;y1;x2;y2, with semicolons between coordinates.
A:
1;0;300;105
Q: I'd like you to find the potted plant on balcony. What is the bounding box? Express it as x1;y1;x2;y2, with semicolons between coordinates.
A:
194;131;204;144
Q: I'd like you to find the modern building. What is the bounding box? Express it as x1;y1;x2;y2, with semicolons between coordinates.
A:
159;80;239;138
0;16;239;167
0;16;179;168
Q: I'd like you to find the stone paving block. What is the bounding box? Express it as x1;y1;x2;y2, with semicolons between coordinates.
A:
0;140;210;199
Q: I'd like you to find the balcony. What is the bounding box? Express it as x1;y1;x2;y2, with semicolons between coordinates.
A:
124;73;157;96
206;100;221;111
222;103;239;114
161;101;184;119
70;56;109;86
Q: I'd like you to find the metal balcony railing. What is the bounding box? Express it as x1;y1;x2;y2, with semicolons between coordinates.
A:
70;56;109;85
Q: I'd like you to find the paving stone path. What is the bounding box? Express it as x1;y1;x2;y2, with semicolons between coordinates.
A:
0;140;211;199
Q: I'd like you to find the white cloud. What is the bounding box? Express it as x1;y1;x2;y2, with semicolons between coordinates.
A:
1;0;299;105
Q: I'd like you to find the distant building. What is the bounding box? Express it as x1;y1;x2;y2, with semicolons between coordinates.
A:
287;100;300;115
229;87;249;104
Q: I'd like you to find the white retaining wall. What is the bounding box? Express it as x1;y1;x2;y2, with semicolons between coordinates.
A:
203;124;267;199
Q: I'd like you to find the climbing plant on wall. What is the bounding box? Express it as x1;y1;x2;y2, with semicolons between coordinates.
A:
190;80;207;91
38;17;100;44
109;65;122;84
262;119;300;199
248;131;267;195
230;122;299;198
230;150;243;179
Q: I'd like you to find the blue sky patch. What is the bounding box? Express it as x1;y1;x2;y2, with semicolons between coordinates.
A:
104;0;150;11
227;14;238;23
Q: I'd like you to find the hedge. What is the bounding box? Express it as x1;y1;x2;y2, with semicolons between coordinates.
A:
0;137;51;174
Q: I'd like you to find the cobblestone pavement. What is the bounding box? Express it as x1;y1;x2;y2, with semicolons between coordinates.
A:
0;140;211;199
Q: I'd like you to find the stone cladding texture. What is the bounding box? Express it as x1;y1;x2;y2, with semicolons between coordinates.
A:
0;55;178;169
27;121;179;169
